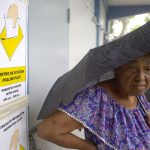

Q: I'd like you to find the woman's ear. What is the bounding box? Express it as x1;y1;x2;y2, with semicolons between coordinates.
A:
114;68;118;78
114;66;122;79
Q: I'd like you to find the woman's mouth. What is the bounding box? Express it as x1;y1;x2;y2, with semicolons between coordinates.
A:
133;84;145;89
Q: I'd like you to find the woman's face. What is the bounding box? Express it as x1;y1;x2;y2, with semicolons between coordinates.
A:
115;54;150;96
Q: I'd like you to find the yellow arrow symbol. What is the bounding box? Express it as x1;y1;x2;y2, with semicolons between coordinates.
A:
0;25;24;60
20;144;25;150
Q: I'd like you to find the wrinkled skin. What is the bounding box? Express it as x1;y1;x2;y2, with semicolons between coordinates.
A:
115;54;150;96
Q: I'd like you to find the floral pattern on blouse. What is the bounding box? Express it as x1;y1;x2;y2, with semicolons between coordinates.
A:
59;85;150;150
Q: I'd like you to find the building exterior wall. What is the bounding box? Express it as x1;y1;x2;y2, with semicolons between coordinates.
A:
69;0;96;69
99;0;107;45
29;0;69;149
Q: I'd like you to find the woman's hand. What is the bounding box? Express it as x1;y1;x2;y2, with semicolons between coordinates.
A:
90;146;97;150
80;145;97;150
79;140;97;150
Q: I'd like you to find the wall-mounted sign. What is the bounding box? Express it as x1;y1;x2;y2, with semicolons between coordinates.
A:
0;0;28;106
0;104;28;150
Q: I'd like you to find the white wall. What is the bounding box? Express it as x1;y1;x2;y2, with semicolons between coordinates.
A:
29;0;69;127
99;0;106;45
69;0;96;69
29;0;69;149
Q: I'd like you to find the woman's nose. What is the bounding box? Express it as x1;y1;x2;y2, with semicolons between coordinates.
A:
135;70;145;81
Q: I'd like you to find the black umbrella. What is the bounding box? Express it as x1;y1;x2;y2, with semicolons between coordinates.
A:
38;22;150;120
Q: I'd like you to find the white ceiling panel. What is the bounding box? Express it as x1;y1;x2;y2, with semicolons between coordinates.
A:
108;0;150;6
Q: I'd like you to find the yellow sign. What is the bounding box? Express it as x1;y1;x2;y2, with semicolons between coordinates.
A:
9;129;25;150
0;25;24;60
20;144;25;150
0;66;26;87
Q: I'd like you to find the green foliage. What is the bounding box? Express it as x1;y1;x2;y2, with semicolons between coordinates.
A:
144;15;150;22
109;13;150;40
109;20;114;34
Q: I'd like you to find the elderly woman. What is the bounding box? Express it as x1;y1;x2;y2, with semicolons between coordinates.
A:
37;23;150;150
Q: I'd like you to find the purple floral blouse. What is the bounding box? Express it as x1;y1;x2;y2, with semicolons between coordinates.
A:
59;85;150;150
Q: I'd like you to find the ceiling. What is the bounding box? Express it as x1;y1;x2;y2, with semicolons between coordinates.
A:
108;0;150;6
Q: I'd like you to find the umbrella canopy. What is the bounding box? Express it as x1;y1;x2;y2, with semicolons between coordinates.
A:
38;22;150;119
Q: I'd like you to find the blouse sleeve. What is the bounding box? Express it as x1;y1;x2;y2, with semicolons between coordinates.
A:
58;85;103;128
